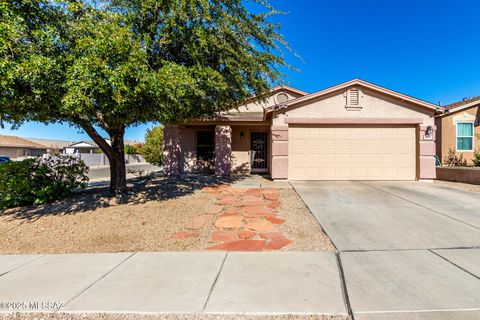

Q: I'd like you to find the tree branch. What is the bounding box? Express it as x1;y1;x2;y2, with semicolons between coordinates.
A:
77;121;114;158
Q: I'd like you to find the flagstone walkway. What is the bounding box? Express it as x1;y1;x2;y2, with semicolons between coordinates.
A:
170;185;293;251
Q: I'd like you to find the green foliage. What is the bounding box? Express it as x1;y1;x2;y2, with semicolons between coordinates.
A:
142;125;164;166
124;143;143;155
473;150;480;167
0;156;89;209
0;0;291;192
443;148;467;167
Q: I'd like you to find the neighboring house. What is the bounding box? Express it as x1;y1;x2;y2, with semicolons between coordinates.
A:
64;141;101;154
25;138;75;154
163;79;440;181
435;97;480;165
0;135;47;159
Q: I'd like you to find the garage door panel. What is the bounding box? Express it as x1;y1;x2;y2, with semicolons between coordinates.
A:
289;126;416;180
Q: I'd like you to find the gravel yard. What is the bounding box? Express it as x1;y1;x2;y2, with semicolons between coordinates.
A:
0;176;334;254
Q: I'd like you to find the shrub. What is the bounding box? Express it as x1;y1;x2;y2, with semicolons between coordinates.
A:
0;156;89;209
124;143;144;155
142;125;164;166
473;150;480;167
443;148;467;167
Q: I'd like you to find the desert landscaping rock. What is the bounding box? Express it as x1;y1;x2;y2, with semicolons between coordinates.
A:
171;232;199;240
0;176;334;253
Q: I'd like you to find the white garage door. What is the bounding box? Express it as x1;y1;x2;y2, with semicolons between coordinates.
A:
289;126;416;180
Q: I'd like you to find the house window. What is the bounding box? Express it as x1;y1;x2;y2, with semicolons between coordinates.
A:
197;131;215;161
456;122;474;151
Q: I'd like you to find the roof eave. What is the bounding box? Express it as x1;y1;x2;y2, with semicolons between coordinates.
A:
278;79;439;113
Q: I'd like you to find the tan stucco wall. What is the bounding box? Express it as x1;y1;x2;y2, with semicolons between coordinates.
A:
273;89;434;126
271;87;436;180
178;124;270;174
0;147;25;159
0;147;43;159
436;105;480;165
234;92;303;114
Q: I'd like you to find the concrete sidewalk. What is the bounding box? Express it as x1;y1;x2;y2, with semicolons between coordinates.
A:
0;252;348;316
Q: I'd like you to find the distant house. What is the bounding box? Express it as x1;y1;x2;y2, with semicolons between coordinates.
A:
64;141;101;154
0;135;47;159
25;138;74;154
436;97;480;165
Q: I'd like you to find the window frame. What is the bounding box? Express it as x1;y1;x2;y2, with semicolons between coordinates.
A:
196;130;215;162
456;121;474;152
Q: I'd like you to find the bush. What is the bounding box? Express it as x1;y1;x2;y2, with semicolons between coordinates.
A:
443;148;467;167
124;143;144;155
0;156;89;209
142;125;164;166
473;150;480;167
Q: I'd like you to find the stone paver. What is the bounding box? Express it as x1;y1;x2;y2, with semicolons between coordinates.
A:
185;214;213;229
215;216;244;229
341;250;480;317
211;230;239;242
206;239;267;251
0;253;131;312
172;184;292;251
205;252;347;315
244;218;276;232
0;255;41;276
291;181;480;250
433;248;480;278
64;252;226;313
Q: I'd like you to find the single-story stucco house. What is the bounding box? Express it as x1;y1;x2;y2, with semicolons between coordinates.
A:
435;96;480;165
0;135;48;159
64;141;101;154
163;79;441;181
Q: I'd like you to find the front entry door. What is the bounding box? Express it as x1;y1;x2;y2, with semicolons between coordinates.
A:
250;132;268;173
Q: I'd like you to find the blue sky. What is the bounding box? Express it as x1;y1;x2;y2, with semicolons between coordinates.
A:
2;0;480;141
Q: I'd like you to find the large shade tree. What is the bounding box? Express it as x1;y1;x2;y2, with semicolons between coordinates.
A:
0;0;290;195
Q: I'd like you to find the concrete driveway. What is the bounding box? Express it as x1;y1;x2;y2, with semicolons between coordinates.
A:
291;181;480;319
291;181;480;251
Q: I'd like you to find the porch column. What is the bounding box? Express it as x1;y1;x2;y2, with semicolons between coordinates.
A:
163;125;182;176
271;125;289;179
419;124;436;180
215;125;232;176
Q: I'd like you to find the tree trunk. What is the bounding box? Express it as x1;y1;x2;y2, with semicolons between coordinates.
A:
79;122;127;196
107;129;127;196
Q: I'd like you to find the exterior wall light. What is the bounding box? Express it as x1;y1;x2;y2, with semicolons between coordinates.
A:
240;131;245;139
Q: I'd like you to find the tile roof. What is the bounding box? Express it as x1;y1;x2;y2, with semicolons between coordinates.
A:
0;135;48;149
444;96;480;109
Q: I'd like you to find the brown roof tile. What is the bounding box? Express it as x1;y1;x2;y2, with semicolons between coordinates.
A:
0;135;48;149
445;96;480;109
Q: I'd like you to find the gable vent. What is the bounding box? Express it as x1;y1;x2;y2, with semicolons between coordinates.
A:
349;89;359;105
345;87;363;110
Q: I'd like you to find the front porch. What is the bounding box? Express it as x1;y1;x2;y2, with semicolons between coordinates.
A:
163;124;272;176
